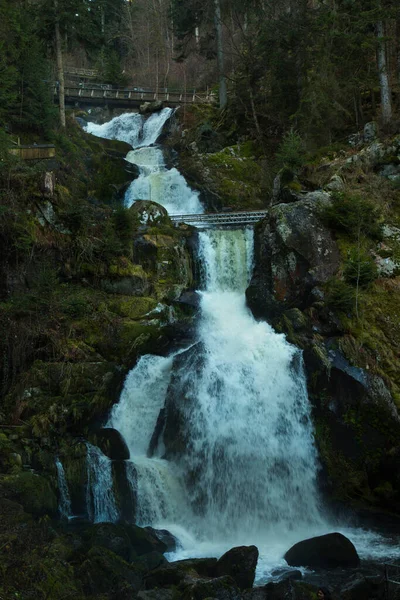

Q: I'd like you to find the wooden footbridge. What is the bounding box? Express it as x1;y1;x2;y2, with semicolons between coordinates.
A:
170;210;268;228
56;86;214;108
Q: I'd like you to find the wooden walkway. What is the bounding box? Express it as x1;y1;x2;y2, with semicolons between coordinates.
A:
56;86;214;108
170;210;268;227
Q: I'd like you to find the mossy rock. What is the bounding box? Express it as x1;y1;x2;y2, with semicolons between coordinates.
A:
108;296;158;320
1;471;57;516
78;545;143;596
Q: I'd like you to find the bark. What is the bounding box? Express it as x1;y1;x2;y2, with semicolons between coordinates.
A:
214;0;227;109
376;20;392;125
54;0;66;128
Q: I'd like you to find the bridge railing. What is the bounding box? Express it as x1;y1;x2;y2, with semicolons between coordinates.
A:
170;210;268;227
56;86;214;104
64;67;99;78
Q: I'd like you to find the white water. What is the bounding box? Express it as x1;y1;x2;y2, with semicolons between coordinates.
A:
109;227;400;580
86;443;119;523
84;109;203;215
55;457;72;519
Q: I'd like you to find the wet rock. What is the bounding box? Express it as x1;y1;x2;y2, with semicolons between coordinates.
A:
270;568;303;583
284;532;360;569
113;460;137;522
137;550;168;572
130;200;171;227
90;428;130;460
144;558;217;589
145;527;178;552
177;290;201;309
140;100;164;114
215;545;259;590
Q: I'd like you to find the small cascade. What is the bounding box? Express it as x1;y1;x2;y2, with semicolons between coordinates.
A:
55;457;72;519
84;108;203;215
86;443;119;523
84;109;173;148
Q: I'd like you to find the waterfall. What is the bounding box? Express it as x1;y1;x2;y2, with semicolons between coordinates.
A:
84;109;173;148
86;443;119;523
84;109;203;215
109;228;330;571
55;457;72;519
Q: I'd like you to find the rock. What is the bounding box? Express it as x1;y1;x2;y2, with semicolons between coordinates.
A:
363;121;379;143
125;523;168;556
247;195;340;319
129;200;171;226
140;100;164;114
78;546;143;596
215;546;259;590
174;558;218;577
339;573;385;600
83;522;167;562
144;558;217;589
137;550;168;572
272;580;320;599
113;460;137;522
138;591;175;600
182;575;241;600
284;532;360;569
145;527;178;552
270;568;303;583
90;428;130;460
326;174;345;192
263;579;318;599
378;163;400;181
2;471;57;517
84;523;137;562
177;290;201;309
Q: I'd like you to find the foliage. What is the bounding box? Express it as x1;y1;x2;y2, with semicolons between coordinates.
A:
325;278;356;314
276;130;305;172
320;192;383;241
344;248;378;287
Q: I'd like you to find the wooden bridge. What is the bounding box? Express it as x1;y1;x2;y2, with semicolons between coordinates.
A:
56;86;214;108
170;210;268;228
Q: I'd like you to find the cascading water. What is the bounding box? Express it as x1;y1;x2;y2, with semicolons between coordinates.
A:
109;228;327;574
86;443;119;524
84;109;203;215
55;457;72;519
87;111;400;579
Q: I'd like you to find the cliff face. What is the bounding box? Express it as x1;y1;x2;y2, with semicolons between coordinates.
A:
0;118;196;516
247;134;400;514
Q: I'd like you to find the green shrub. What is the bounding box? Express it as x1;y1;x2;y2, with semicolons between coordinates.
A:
321;192;383;241
276;129;305;172
344;248;377;287
325;278;356;313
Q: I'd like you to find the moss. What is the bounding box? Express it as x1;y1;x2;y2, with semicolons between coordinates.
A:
2;472;57;516
108;296;158;319
109;260;146;278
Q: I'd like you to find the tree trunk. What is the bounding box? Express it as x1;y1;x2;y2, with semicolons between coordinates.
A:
376;20;392;125
54;0;66;128
214;0;227;109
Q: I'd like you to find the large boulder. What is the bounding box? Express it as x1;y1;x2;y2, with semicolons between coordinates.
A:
284;532;360;569
129;200;171;227
89;427;130;460
247;194;340;319
215;545;259;590
78;546;143;596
